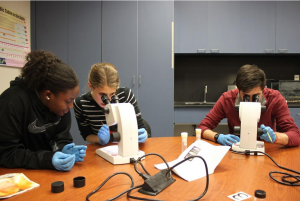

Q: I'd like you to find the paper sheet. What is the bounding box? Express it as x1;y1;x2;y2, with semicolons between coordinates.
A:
155;140;230;182
0;173;39;199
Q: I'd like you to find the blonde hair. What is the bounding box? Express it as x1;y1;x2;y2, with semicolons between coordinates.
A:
88;63;119;89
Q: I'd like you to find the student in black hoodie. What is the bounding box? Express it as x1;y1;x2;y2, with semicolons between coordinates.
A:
0;50;87;171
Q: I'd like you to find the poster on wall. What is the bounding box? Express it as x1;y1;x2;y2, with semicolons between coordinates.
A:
0;5;30;68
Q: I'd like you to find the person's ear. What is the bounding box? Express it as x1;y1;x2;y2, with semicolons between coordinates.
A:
88;82;93;90
45;90;52;101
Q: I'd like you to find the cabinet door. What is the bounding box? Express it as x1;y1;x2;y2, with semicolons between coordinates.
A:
35;1;68;61
174;1;208;53
175;108;228;124
101;1;138;95
175;1;241;53
68;2;102;95
68;2;102;145
138;1;174;137
208;1;242;53
289;108;300;130
241;2;275;53
175;108;211;124
276;2;300;53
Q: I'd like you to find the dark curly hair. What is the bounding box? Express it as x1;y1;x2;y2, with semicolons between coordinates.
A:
236;64;266;93
20;50;79;94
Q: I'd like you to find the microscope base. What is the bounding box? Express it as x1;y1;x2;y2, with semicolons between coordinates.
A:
96;145;145;165
231;141;265;155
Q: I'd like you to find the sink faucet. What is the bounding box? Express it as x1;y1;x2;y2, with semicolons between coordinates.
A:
204;84;207;103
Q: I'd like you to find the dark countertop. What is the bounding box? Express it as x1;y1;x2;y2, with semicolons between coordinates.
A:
287;103;300;108
174;102;215;108
174;101;300;108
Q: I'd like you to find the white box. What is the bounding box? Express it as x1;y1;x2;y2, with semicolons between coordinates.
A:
294;75;299;81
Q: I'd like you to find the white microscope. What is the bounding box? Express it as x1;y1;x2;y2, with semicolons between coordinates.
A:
96;95;145;164
231;96;265;155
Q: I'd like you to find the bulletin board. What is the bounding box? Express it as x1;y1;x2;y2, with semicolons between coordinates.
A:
0;5;30;68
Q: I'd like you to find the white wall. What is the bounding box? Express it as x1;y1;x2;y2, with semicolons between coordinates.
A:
0;1;30;94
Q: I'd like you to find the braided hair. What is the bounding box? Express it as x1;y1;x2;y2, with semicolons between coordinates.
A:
20;50;79;94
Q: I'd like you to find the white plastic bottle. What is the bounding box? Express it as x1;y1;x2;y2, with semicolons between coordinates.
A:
181;132;188;152
195;128;202;141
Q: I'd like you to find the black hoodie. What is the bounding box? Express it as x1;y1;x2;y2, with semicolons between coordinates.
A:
0;77;73;169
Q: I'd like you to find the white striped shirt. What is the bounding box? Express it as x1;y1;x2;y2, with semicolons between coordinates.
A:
73;87;144;140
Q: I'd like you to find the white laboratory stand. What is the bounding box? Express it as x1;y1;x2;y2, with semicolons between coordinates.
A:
231;102;265;155
96;103;145;164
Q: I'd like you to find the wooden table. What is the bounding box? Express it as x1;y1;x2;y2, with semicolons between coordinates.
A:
1;137;300;200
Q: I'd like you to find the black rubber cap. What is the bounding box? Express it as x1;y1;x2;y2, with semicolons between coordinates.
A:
255;189;266;198
74;176;85;188
51;181;64;193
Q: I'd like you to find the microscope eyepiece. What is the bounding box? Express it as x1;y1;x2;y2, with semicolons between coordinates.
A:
252;94;259;102
111;95;119;103
101;94;110;105
243;94;250;102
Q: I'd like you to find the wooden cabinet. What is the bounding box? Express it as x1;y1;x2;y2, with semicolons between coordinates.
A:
241;2;276;53
33;1;102;145
276;2;300;53
102;1;174;137
174;107;227;124
137;1;174;137
68;1;102;145
34;1;174;138
102;1;138;95
175;1;300;53
208;1;242;53
175;108;211;124
35;1;68;61
174;1;208;53
175;1;242;53
289;108;300;130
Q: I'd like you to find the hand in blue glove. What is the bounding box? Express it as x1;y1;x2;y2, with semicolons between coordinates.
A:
217;134;240;146
138;128;147;143
62;143;87;162
260;124;276;143
98;124;110;145
52;152;75;171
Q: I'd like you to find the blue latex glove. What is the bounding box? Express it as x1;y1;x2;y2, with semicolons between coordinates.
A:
260;124;276;143
62;143;87;162
52;152;75;171
217;134;240;146
98;124;110;145
138;128;147;143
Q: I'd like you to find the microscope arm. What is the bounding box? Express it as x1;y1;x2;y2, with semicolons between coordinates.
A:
233;126;264;137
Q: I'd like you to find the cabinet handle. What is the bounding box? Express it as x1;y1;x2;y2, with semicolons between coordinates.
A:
210;49;219;53
265;49;274;53
132;75;135;86
139;75;141;85
297;113;300;116
278;49;288;53
197;49;206;53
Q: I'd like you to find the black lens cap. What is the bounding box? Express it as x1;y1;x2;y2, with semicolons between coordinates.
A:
73;176;85;188
51;181;64;193
255;189;266;198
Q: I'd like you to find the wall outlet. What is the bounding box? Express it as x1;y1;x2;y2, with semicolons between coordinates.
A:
295;75;299;81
